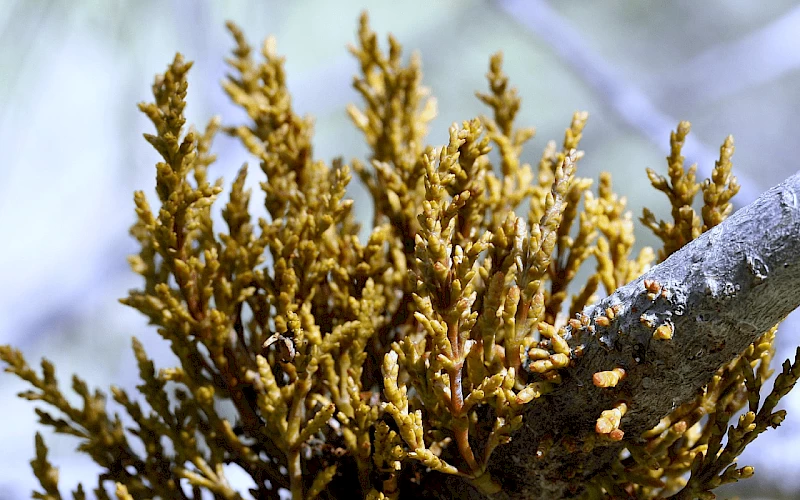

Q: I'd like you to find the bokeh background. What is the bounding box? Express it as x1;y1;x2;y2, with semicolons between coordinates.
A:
2;1;800;498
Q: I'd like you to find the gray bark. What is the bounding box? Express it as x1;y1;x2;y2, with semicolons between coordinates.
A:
425;172;800;499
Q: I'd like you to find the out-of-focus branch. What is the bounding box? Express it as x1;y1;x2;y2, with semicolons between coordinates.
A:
652;4;800;109
494;0;761;204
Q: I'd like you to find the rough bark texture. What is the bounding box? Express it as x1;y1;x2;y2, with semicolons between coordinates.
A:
420;172;800;499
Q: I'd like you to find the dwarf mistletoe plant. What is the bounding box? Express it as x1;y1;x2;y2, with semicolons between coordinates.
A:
3;13;800;500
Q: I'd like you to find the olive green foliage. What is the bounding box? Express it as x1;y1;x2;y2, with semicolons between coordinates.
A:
2;13;799;500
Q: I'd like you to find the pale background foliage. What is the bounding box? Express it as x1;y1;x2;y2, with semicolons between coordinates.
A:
1;1;799;498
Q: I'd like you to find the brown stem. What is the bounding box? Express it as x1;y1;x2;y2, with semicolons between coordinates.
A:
382;474;399;500
172;215;204;321
286;377;313;499
288;448;303;500
446;316;481;475
451;371;480;475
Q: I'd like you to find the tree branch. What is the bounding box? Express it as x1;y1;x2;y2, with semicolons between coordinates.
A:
493;171;800;498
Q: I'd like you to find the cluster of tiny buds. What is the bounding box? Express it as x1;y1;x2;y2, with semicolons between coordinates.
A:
568;318;583;331
568;304;621;331
639;280;675;340
639;315;674;340
596;402;627;441
568;313;591;331
644;278;670;301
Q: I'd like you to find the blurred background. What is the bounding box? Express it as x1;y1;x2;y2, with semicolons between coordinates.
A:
2;0;800;498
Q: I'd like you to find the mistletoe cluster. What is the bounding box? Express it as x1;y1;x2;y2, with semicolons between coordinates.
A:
2;13;797;500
